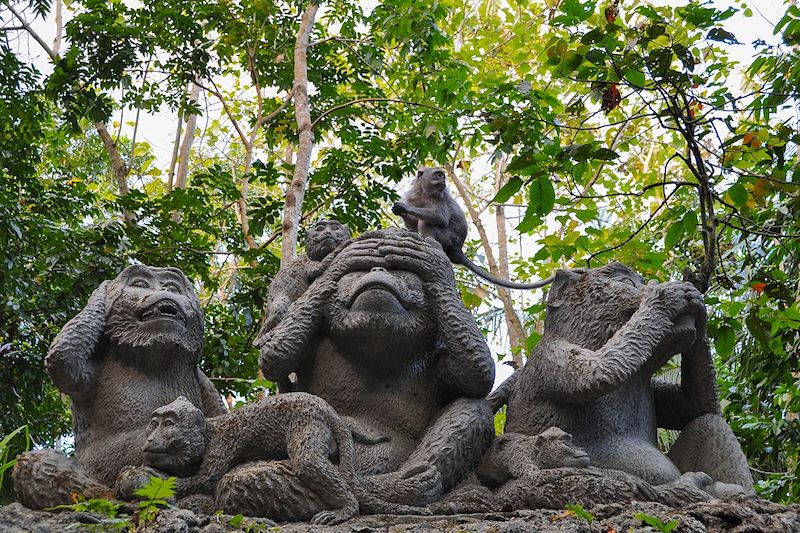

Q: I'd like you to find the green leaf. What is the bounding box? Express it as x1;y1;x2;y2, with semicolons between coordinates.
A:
623;69;646;87
585;49;606;65
562;0;596;21
492;177;524;203
682;210;698;233
707;28;740;44
134;476;176;501
664;221;684;250
592;148;619;161
714;325;736;358
528;175;556;216
727;183;748;206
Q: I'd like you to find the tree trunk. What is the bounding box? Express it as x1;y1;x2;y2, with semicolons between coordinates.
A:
174;82;201;190
447;161;526;364
493;160;526;364
94;121;133;224
280;1;320;267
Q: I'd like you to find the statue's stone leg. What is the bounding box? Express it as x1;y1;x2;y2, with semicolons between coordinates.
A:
12;449;113;510
289;426;359;525
214;460;327;521
667;413;755;494
402;398;494;496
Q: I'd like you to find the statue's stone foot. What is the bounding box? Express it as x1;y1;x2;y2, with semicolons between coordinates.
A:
364;464;443;506
13;449;114;510
428;483;497;515
655;471;713;507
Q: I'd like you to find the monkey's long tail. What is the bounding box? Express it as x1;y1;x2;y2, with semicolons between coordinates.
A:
331;416;428;516
452;250;582;289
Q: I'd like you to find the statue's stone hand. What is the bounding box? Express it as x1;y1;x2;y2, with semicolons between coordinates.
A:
641;281;706;356
641;281;704;321
114;466;167;501
321;238;388;282
366;464;443;507
379;234;456;289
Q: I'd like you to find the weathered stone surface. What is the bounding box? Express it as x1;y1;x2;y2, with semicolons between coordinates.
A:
496;262;753;504
14;265;227;510
256;229;496;507
2;498;798;533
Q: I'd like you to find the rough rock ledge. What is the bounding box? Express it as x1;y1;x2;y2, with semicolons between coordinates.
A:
2;498;799;533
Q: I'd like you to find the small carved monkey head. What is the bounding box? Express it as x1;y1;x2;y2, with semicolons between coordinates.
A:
305;219;350;261
143;396;209;477
545;262;645;350
414;167;447;196
105;265;204;366
533;427;590;469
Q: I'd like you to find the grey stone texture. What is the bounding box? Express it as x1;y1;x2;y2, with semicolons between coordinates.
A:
256;228;496;507
13;265;227;509
497;262;753;502
2;498;799;533
257;220;350;343
123;393;428;524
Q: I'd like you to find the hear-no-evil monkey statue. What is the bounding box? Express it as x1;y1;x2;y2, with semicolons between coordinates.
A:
13;265;227;510
255;229;496;507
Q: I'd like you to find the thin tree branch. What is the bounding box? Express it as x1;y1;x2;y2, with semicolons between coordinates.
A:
311;98;445;129
6;4;57;60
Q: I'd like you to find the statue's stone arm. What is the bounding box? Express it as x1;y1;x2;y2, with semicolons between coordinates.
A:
260;262;307;335
45;281;108;398
257;278;334;381
537;282;699;403
427;283;495;398
651;318;721;429
196;368;228;417
379;234;494;398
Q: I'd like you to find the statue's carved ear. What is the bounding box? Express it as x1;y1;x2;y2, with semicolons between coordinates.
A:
46;281;109;396
547;269;581;309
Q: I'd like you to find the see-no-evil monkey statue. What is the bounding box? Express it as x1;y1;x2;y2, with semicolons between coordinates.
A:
498;262;754;500
255;229;496;507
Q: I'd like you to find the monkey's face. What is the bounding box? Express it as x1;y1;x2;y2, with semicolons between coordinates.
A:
534;427;590;469
306;220;350;261
326;266;438;367
415;167;446;195
143;397;208;477
105;265;204;365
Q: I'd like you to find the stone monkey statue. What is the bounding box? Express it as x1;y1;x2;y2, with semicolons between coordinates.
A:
475;428;590;490
123;395;426;525
391;167;578;289
474;427;714;509
258;219;351;337
255;229;495;508
501;262;753;493
13;265;227;509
